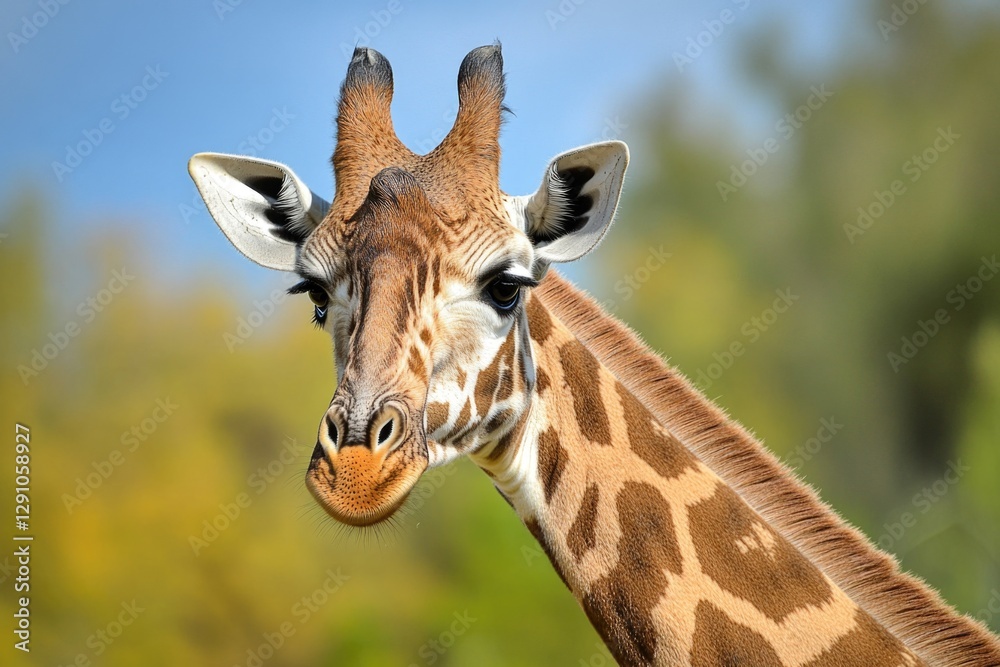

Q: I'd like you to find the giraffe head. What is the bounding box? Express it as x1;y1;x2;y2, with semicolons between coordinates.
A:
189;45;628;526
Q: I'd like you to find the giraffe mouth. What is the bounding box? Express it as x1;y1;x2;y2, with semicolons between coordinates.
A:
305;441;427;527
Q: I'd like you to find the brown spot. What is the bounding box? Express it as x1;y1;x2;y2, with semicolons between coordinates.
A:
419;327;432;345
536;367;551;393
559;340;612;446
475;333;514;416
804;608;911;666
425;402;449;434
495;343;516;403
567;483;599;562
690;601;782;667
688;485;833;623
527;294;553;344
488;412;527;462
583;482;682;666
456;369;467;389
536;427;567;505
616;382;695;479
482;408;513;436
524;517;570;590
452;398;472;435
408;346;425;380
429;255;441;293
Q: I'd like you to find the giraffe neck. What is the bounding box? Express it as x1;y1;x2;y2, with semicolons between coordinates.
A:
472;293;921;666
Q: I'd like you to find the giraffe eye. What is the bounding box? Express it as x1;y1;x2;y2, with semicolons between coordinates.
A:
308;287;329;325
307;286;329;309
288;280;330;328
486;278;521;311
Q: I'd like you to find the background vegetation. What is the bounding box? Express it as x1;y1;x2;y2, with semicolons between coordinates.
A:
2;1;998;665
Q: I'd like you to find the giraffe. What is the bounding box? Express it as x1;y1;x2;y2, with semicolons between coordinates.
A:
189;45;1000;665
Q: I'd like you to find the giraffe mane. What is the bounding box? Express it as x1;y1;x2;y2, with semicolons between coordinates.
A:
535;269;1000;667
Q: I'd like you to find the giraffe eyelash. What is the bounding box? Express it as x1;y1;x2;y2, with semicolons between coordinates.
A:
311;306;327;329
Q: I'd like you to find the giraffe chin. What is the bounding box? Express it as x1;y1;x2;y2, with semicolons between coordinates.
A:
305;443;428;527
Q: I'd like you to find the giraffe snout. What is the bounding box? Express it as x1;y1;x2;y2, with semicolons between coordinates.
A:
306;399;428;527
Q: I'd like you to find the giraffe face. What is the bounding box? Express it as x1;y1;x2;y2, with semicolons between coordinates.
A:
296;168;539;525
189;44;628;527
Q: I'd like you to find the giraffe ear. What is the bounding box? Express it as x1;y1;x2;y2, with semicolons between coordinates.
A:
519;141;629;271
188;153;330;271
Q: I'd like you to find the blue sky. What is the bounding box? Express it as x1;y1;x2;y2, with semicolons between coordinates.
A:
1;0;864;299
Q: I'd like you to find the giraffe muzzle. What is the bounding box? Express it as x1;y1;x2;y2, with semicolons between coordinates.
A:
305;400;428;526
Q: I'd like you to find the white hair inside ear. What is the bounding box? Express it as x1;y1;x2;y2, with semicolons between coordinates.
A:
188;153;330;272
514;141;629;274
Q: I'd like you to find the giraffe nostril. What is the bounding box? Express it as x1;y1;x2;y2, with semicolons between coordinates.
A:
326;415;339;447
377;419;393;446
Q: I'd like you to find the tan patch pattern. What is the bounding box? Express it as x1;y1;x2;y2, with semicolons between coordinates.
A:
804;609;915;667
475;333;514;417
425;402;449;434
616;381;695;480
487;411;528;463
527;293;553;344
566;483;600;562
452;398;472;435
535;273;1000;664
582;482;683;666
688;484;833;623
536;367;551;393
690;601;783;667
559;339;612;446
536;427;568;505
407;346;425;380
